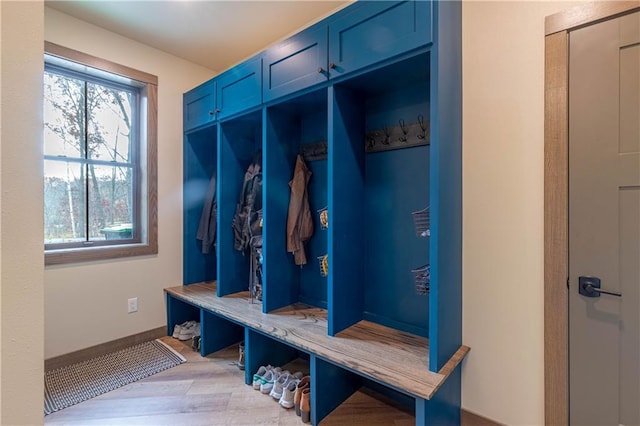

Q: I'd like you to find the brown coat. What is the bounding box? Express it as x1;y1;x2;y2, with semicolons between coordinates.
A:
286;155;313;265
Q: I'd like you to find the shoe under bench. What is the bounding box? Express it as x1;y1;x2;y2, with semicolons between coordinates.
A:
165;282;469;425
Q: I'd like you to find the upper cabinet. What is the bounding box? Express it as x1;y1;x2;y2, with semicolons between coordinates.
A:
328;1;432;78
184;57;262;131
184;79;216;132
216;56;262;120
262;25;328;103
261;1;432;104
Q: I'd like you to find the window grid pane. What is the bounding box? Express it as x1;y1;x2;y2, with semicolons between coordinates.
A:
44;159;87;245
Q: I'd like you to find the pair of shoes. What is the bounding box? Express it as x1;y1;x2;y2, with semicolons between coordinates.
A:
252;365;280;390
237;342;245;371
172;320;196;338
261;369;288;394
271;371;304;402
294;376;310;417
178;321;200;341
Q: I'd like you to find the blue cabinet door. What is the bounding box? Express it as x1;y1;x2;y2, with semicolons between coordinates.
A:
216;56;262;120
263;25;328;102
328;1;432;78
184;79;216;131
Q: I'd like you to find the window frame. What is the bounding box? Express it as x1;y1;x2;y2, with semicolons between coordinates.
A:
44;42;158;265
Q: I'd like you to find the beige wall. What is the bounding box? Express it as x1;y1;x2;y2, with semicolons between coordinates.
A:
0;1;45;424
462;1;586;424
43;7;215;359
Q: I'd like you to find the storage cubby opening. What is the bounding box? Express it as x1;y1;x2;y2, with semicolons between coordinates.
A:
264;89;329;312
218;110;263;298
166;296;200;335
183;125;218;285
331;52;431;337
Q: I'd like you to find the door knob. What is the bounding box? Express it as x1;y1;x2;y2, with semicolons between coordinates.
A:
578;276;622;298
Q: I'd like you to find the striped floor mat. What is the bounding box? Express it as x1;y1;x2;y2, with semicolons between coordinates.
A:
44;339;185;415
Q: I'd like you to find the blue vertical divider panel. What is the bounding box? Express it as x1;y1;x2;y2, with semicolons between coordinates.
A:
327;86;365;335
428;0;462;373
183;126;217;285
199;310;244;357
415;365;461;425
310;355;361;425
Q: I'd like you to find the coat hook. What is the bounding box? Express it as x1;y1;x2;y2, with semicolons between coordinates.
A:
417;114;426;140
382;125;391;145
398;119;408;142
367;134;376;149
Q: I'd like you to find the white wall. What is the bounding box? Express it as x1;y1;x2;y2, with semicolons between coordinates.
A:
462;1;586;424
0;1;45;424
43;7;215;359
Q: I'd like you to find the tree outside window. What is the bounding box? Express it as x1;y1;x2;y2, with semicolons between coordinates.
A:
44;43;157;265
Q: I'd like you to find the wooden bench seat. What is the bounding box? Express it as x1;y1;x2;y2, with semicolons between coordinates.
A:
164;282;469;401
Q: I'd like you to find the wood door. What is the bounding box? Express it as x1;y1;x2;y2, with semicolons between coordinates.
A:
569;12;640;426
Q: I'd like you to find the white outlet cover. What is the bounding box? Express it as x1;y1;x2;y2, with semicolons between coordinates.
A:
127;297;138;313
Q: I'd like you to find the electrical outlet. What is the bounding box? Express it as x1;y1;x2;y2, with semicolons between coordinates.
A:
127;297;138;313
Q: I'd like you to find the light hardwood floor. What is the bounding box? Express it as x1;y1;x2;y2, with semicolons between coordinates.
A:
44;336;414;425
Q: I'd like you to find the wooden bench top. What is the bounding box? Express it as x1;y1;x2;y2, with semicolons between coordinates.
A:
165;283;469;401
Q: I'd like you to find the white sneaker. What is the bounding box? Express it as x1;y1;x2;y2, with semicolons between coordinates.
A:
172;320;196;338
279;379;299;409
178;321;201;341
270;371;292;400
260;370;278;394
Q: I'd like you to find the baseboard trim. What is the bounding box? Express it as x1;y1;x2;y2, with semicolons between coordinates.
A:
45;326;166;371
462;409;504;426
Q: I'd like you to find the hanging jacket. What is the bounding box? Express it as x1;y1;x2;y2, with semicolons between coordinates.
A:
286;155;313;265
196;174;217;254
232;155;263;252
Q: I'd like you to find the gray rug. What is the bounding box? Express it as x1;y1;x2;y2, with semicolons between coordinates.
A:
44;339;186;415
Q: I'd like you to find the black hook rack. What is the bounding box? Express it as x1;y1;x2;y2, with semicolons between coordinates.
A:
300;140;328;161
365;115;430;153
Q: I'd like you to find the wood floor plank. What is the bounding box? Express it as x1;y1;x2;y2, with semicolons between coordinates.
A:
44;337;419;425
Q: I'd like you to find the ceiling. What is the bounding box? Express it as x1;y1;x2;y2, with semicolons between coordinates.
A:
45;1;350;72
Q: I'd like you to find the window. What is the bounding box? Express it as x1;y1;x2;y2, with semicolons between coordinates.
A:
44;42;157;265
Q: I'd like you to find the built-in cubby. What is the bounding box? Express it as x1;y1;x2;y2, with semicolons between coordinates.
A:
263;90;329;313
329;52;431;338
173;2;465;424
217;110;263;297
183;125;217;285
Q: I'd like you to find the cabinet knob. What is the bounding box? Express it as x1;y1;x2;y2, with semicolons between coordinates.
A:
317;67;325;74
329;62;336;69
215;108;221;113
208;110;214;116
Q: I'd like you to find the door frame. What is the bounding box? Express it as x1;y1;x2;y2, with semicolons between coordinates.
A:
544;2;640;425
